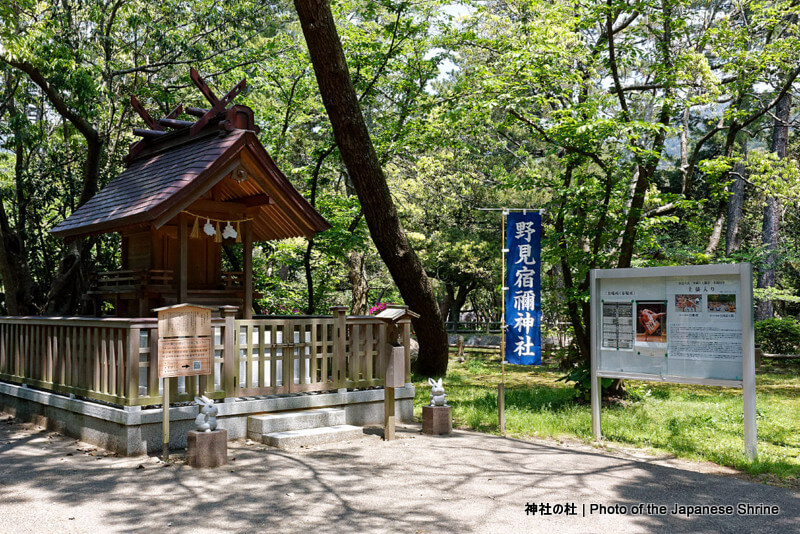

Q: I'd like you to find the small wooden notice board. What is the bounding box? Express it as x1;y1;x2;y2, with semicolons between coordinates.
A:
155;304;212;378
154;304;213;462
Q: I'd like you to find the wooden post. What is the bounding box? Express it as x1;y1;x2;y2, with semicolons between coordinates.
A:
378;323;388;379
243;220;253;320
126;327;140;405
379;322;395;440
162;377;170;462
384;386;396;441
220;306;238;396
148;326;159;398
283;319;294;392
332;307;347;389
499;349;506;436
402;320;411;385
498;382;505;434
178;213;188;304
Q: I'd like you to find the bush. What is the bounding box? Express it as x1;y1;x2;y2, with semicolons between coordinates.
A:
556;363;613;402
755;318;800;354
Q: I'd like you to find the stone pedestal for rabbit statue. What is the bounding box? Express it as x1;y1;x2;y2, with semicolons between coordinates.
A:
187;396;227;467
422;378;452;435
187;429;227;467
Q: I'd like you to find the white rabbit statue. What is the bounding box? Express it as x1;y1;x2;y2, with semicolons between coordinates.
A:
194;395;218;432
429;378;447;406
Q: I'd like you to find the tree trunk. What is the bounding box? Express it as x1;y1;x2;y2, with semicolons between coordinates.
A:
0;204;37;315
0;91;38;315
616;3;673;269
706;125;742;257
448;282;476;323
725;157;747;256
757;93;790;320
680;106;693;198
6;59;103;315
555;166;591;362
756;194;780;320
348;250;369;315
293;0;449;375
44;240;87;315
439;284;454;324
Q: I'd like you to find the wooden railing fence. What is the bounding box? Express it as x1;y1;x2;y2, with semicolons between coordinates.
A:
0;307;412;407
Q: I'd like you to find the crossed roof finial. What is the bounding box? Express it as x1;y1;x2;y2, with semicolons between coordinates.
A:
126;68;247;163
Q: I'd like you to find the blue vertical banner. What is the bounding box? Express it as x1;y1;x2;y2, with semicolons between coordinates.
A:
505;211;542;365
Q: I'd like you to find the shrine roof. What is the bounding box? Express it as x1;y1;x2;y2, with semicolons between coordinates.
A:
50;70;329;241
50;128;329;241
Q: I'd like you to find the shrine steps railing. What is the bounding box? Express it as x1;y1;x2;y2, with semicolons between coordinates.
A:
0;307;412;407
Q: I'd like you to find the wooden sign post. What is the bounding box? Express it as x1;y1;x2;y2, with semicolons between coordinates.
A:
154;304;213;462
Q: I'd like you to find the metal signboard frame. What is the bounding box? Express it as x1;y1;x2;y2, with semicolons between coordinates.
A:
589;263;756;459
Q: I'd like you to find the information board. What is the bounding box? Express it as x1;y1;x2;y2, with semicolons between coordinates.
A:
591;264;752;383
156;304;213;378
589;263;757;459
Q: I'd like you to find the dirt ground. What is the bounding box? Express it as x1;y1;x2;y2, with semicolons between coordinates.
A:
1;413;798;533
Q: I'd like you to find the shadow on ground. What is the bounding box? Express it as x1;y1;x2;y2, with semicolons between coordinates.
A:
0;413;798;533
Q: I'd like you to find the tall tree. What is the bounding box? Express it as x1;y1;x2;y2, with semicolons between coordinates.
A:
441;0;800;369
1;0;294;314
292;0;449;375
757;93;791;320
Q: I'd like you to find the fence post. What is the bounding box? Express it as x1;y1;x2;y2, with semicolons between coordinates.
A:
220;306;238;398
148;326;160;398
402;319;412;385
283;318;295;393
126;326;140;405
332;306;347;391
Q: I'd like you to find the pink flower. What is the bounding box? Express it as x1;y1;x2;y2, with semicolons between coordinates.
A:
368;302;389;315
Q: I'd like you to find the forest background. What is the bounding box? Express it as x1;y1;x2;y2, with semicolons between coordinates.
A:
0;0;799;377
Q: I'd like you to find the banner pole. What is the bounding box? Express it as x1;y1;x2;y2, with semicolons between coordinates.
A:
500;209;507;435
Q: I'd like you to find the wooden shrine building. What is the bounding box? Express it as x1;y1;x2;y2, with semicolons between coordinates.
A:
51;69;329;318
0;70;416;456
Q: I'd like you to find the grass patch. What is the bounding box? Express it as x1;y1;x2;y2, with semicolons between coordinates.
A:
412;349;800;487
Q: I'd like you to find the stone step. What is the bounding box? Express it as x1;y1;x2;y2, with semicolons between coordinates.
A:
262;425;364;449
247;408;345;439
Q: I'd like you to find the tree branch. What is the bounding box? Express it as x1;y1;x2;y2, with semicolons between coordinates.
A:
507;108;608;171
606;1;630;121
358;8;404;104
2;57;99;144
738;67;800;130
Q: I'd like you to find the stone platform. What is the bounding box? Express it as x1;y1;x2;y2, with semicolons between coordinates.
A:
0;382;414;455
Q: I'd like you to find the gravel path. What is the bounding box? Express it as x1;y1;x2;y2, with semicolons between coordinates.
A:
1;413;798;533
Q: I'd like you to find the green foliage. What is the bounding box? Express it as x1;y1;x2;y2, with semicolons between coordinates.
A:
1;0;799;369
756;318;800;355
252;241;307;314
556;363;612;402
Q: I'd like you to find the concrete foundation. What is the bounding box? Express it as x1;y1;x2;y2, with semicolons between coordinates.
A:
0;381;414;456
